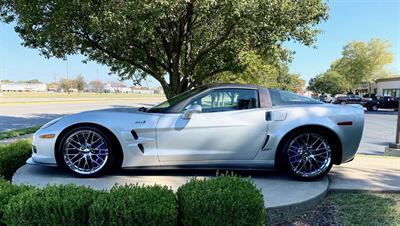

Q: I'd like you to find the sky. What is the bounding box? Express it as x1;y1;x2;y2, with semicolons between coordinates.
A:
0;0;399;88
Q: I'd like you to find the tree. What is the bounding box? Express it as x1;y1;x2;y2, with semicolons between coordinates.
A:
333;38;393;94
276;66;305;93
72;75;86;95
207;51;279;88
18;79;41;83
308;70;346;95
0;0;328;98
59;78;70;93
89;80;105;93
206;51;305;92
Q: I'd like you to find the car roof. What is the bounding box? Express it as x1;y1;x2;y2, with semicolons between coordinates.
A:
199;83;260;89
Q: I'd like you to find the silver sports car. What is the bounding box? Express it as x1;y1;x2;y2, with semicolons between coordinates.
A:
29;84;364;180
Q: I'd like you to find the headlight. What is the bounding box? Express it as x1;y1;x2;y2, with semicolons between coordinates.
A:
41;117;62;129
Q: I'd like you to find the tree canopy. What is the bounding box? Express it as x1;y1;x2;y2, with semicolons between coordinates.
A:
1;0;328;97
307;70;346;95
308;38;394;95
332;38;393;93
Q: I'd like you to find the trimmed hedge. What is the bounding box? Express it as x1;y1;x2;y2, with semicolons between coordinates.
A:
3;184;100;226
0;140;32;180
0;139;267;225
177;176;266;226
0;179;32;226
89;184;177;226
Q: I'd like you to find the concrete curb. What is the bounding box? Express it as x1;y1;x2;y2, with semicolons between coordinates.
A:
266;180;328;224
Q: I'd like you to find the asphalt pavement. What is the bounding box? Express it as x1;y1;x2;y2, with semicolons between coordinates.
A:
0;99;161;131
0;100;397;155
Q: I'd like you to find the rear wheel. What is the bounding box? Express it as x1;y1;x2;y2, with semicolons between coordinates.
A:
372;105;378;111
282;131;333;181
59;126;115;177
340;101;346;105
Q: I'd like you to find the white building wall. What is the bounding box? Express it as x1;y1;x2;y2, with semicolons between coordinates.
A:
376;80;400;97
1;83;47;92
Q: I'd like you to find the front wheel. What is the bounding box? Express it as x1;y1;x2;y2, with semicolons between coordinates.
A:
282;131;333;181
59;127;115;177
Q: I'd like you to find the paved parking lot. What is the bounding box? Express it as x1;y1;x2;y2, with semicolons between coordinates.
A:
359;110;397;155
0;101;397;155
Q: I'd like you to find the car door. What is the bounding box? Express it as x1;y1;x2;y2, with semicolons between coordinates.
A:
387;97;398;108
156;88;269;162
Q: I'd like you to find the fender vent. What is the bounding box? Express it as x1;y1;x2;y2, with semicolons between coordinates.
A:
131;130;138;140
261;135;270;151
138;143;144;153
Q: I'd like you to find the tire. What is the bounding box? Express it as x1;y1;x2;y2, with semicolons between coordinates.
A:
340;101;346;105
281;130;333;181
372;105;378;111
367;107;372;111
58;126;115;177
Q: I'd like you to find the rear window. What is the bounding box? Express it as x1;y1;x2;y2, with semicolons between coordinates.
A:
269;89;322;106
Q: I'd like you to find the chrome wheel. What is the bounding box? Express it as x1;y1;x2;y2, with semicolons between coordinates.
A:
372;105;378;111
63;129;109;175
287;133;331;178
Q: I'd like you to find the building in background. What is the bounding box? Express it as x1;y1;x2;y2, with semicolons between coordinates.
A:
375;77;400;97
130;85;155;94
0;82;47;92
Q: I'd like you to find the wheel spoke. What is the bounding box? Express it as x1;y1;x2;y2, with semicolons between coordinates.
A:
287;133;331;178
63;129;109;175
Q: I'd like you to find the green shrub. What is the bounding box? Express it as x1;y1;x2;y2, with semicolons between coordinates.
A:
0;126;41;140
0;179;32;226
177;176;266;226
0;140;32;180
3;184;100;226
89;184;177;226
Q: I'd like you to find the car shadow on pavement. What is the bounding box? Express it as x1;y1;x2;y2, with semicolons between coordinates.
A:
0;114;64;131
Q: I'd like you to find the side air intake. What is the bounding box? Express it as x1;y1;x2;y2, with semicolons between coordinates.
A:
131;130;138;140
138;143;144;153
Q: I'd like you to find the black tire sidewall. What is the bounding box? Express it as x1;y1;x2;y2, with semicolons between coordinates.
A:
281;129;333;181
58;126;115;177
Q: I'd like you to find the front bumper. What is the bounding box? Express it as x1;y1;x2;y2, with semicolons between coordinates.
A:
31;129;60;165
26;157;57;167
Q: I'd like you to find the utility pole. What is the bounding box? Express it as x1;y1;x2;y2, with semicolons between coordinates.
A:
65;60;70;94
0;65;3;97
385;101;400;156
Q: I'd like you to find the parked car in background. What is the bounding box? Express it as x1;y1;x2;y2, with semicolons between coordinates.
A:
319;94;333;103
365;96;399;111
333;94;362;105
361;97;373;107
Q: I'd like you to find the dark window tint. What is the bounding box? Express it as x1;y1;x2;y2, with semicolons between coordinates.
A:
269;89;322;106
148;86;207;113
184;88;259;112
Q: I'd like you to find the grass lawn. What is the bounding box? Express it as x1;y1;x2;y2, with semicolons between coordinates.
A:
0;126;41;140
277;192;400;226
330;192;400;226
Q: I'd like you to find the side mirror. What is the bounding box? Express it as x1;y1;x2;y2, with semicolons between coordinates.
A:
181;105;202;119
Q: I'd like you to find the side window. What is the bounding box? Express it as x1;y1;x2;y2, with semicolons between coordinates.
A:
184;89;259;113
269;89;322;105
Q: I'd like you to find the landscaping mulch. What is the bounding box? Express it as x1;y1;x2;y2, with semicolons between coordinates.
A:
273;199;339;226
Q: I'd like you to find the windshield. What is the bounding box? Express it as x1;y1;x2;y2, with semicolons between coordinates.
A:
148;86;208;113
